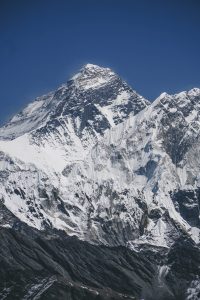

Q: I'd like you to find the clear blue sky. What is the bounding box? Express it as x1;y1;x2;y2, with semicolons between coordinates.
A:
0;0;200;125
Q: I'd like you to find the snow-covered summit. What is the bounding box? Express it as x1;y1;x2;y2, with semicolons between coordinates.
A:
71;63;116;91
76;63;114;75
78;63;114;74
0;64;149;141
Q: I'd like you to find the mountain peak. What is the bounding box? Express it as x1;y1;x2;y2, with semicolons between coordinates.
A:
0;64;149;141
70;63;116;91
83;63;103;70
71;63;115;81
82;63;113;72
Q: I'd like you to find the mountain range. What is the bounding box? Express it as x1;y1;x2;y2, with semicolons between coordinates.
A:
1;63;200;300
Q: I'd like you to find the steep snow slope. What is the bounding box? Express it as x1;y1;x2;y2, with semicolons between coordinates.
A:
0;64;200;251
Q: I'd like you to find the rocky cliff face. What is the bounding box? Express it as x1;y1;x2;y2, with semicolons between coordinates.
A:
0;64;200;299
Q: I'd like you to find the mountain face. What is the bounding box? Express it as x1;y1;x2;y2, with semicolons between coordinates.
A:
0;64;200;299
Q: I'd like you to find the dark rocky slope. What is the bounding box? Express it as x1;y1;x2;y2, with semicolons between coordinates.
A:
1;219;200;300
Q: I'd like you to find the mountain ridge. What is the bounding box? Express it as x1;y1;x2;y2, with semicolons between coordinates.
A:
0;64;200;299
